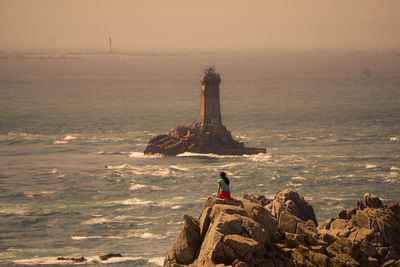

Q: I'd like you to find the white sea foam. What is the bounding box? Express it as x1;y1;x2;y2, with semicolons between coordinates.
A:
235;135;250;140
71;235;123;240
170;165;189;171
391;166;399;171
129;152;163;158
24;191;56;197
320;205;344;211
137;222;153;226
71;235;102;240
171;205;182;209
81;217;111;225
53;140;68;144
285;182;302;187
115;198;152;205
129;232;164;239
292;176;307;181
64;135;77;140
154;168;171;177
106;164;132;170
219;162;242;168
366;164;377;169
14;256;141;265
177;152;240;158
148;257;165;266
129;183;148;190
321;197;345;201
245;153;271;162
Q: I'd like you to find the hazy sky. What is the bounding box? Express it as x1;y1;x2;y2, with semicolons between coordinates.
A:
1;0;400;51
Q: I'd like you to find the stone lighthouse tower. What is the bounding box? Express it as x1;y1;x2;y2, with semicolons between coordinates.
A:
200;67;222;126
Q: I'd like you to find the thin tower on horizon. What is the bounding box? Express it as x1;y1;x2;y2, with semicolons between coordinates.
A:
109;36;112;53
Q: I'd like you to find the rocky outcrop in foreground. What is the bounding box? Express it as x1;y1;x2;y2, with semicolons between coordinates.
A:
164;190;400;267
144;123;265;156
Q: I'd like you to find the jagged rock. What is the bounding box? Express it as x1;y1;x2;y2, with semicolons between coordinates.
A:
163;191;400;267
223;234;266;259
364;193;384;209
99;253;122;261
331;253;360;266
164;215;201;266
266;189;318;226
144;123;265;156
241;199;278;244
232;259;249;267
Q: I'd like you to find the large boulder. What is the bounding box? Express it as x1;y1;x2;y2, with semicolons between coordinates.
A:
164;215;201;266
266;189;318;226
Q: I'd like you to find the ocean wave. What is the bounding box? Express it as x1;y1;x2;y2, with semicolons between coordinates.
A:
244;153;271;162
129;183;163;191
64;135;77;140
319;205;344;211
0;132;50;144
71;235;124;240
291;176;307;181
96;151;126;155
14;256;143;265
285;182;303;187
105;164;134;170
320;196;345;201
81;217;111;225
170;165;189;171
390;166;399;171
115;198;153;205
24;190;56;197
366;164;377;169
128;232;165;239
53;140;68;144
129;183;148;190
219;162;243;168
176;152;241;158
148;257;165;266
129;152;163;158
390;136;399;142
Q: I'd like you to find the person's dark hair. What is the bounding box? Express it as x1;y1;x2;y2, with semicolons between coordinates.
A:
219;172;230;185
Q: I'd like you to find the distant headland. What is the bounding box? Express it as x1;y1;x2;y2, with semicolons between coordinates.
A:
144;68;266;156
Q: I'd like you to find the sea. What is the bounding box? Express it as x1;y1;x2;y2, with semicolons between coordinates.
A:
0;50;399;266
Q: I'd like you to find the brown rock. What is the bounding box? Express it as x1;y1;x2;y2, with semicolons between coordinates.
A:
278;210;300;234
364;193;384;209
269;189;318;226
331;253;360;267
144;122;265;156
223;234;266;258
241;199;278;243
164;215;201;265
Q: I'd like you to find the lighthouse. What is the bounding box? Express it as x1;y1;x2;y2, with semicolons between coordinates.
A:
144;67;266;156
200;67;222;126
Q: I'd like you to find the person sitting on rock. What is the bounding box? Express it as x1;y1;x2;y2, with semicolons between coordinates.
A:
217;172;232;199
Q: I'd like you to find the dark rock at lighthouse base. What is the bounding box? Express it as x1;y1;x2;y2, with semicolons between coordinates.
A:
144;122;266;156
